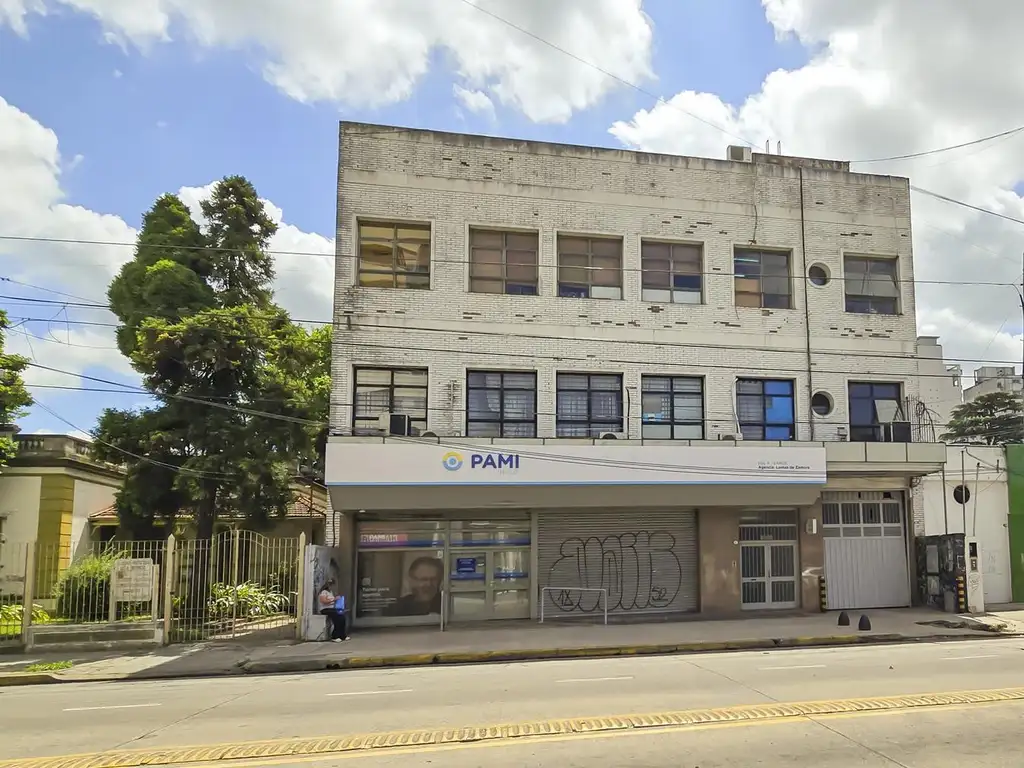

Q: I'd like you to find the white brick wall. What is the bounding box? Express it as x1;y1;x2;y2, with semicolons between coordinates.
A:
331;123;924;441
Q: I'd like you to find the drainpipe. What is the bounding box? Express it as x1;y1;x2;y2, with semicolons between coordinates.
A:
798;167;815;441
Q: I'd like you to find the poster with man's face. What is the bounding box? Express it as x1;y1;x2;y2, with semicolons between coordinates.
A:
356;550;443;618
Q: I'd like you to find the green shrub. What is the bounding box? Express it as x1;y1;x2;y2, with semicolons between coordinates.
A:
0;602;50;625
265;561;297;592
207;581;288;620
54;550;126;622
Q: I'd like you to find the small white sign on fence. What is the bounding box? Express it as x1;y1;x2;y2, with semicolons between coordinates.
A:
111;558;155;603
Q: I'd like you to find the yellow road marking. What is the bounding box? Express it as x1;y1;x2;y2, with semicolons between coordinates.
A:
3;687;1023;768
150;701;1016;768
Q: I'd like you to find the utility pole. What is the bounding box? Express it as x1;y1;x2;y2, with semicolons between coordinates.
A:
1016;254;1024;440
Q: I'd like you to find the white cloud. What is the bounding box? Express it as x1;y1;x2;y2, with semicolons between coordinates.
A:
608;0;1024;381
453;84;496;119
0;98;335;421
2;0;653;123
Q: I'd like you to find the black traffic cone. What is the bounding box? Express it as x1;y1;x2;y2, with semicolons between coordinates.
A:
838;611;850;626
858;614;872;631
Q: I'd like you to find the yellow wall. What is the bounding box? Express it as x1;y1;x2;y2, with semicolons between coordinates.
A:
35;475;75;596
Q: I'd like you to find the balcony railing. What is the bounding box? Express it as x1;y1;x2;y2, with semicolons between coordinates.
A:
342;396;940;444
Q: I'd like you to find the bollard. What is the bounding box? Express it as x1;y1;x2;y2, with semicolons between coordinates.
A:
858;614;872;631
838;611;850;626
955;576;967;613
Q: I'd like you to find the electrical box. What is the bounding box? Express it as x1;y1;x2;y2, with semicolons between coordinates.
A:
964;537;985;613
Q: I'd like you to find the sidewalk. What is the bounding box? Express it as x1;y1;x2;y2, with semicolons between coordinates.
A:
0;607;1016;686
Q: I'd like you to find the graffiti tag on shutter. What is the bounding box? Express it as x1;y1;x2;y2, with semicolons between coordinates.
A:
548;531;683;613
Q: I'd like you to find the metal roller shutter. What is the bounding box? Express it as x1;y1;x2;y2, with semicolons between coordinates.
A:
822;491;911;610
537;509;698;618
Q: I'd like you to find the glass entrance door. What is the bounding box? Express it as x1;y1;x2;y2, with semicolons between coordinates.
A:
448;549;530;621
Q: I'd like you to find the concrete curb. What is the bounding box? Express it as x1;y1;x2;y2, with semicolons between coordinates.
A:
0;630;1009;686
240;631;1000;676
0;672;61;687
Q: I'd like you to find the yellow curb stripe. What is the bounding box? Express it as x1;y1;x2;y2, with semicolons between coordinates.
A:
3;687;1024;768
0;673;59;687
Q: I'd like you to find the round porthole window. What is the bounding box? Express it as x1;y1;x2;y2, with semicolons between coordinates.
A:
811;391;834;417
808;264;830;287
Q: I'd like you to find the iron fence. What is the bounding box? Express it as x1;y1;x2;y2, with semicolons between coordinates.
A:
168;531;302;643
32;539;166;628
0;540;31;647
1;533;303;647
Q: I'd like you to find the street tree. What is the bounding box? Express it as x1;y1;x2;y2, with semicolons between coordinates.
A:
940;390;1024;445
0;309;33;466
93;177;325;541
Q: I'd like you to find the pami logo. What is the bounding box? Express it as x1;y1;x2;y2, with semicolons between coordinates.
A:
470;452;521;470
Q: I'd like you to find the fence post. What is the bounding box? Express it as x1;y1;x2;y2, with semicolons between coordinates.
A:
230;529;240;638
163;534;175;645
108;564;118;624
21;544;35;648
295;532;306;641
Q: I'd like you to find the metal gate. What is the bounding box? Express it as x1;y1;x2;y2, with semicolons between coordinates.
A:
169;531;301;643
537;509;698;619
822;492;910;610
739;510;798;609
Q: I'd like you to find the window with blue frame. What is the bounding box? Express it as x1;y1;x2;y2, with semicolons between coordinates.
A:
557;235;623;299
469;229;539;296
640;241;702;304
736;379;796;440
848;382;903;442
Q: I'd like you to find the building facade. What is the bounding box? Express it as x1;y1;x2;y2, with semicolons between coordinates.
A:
964;365;1022;403
915;336;962;432
918;445;1011;605
325;122;948;627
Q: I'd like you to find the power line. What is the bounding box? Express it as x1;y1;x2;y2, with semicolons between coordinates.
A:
29;400;234;480
1;230;1018;287
851;125;1024;164
911;185;1024;227
24;362;323;428
453;0;758;150
7;312;1023;372
454;0;1024;170
31;383;1023;476
13;381;936;430
30;388;1022;475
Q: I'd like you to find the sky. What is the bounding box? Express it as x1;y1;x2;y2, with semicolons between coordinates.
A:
3;0;1024;439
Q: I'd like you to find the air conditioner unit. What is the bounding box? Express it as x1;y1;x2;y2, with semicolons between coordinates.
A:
377;412;413;436
598;432;626;440
727;145;752;163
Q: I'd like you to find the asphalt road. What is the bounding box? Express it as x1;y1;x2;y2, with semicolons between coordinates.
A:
2;636;1024;764
329;701;1024;766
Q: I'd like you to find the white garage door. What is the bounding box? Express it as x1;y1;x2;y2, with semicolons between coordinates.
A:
537;509;698;618
823;492;911;610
